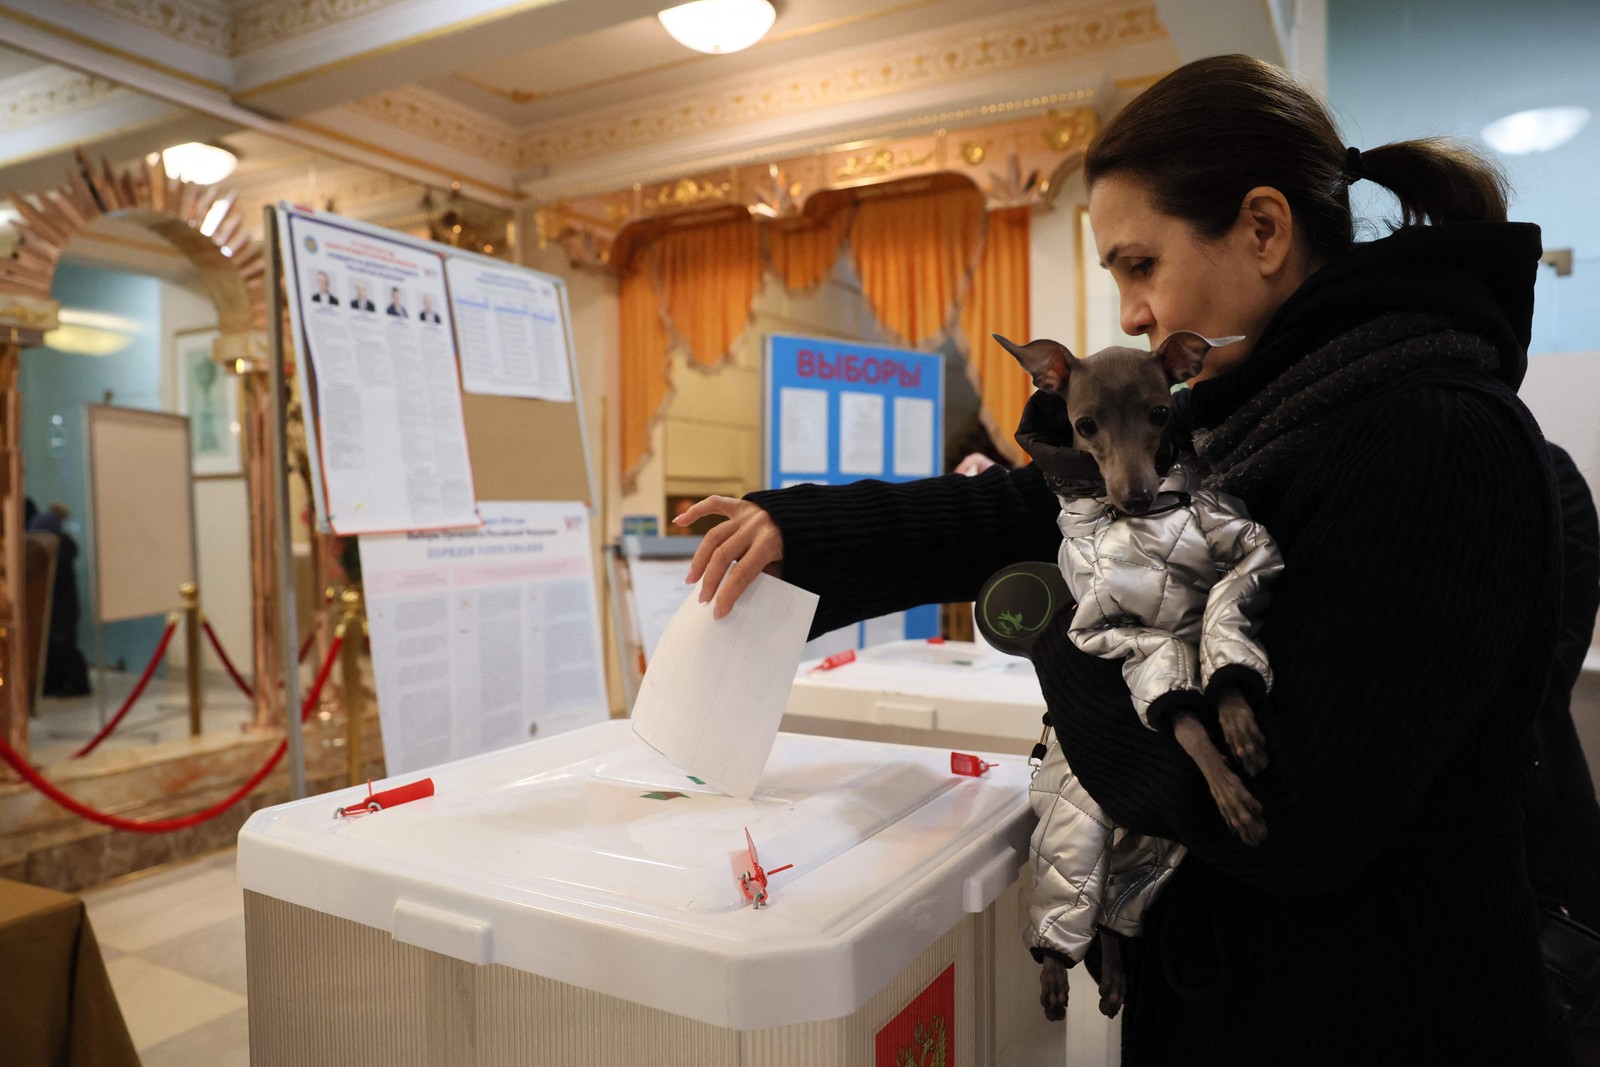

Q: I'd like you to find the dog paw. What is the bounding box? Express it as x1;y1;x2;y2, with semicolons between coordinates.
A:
1218;693;1268;776
1209;773;1267;847
1039;956;1070;1022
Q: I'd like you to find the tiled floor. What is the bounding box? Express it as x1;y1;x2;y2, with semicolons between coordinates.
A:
81;848;251;1067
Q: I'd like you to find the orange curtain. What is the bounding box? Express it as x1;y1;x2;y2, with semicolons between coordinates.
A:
765;209;852;293
849;186;985;348
960;207;1033;466
619;249;672;490
654;216;764;368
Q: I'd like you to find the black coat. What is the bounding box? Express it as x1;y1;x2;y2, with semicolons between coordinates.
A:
1526;442;1600;928
748;222;1568;1063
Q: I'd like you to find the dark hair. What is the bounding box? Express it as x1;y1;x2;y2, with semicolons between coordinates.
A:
1084;54;1509;263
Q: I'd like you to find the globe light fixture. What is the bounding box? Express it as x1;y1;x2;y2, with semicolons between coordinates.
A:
160;141;239;185
658;0;777;55
45;309;142;357
1481;106;1590;155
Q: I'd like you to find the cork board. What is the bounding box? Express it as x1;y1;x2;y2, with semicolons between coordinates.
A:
459;391;592;505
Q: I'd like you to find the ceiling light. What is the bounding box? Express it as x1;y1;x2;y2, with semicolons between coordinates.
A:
1482;107;1590;155
161;142;238;185
658;0;776;54
44;309;143;357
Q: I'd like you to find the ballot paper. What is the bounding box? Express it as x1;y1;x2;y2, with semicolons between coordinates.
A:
630;573;819;799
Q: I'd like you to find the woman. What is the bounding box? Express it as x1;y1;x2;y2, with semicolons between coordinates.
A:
678;55;1564;1062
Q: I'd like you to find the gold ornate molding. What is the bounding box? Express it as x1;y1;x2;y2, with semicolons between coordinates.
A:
231;0;410;56
642;178;733;214
521;1;1160;167
64;0;231;55
535;104;1099;270
342;88;523;170
0;67;129;133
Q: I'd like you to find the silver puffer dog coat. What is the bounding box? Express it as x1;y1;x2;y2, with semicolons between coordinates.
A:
1026;460;1283;963
1056;460;1282;726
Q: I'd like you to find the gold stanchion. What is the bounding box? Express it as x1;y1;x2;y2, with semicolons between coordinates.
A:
338;588;366;787
181;581;203;737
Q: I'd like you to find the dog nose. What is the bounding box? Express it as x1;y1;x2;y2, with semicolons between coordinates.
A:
1120;491;1154;514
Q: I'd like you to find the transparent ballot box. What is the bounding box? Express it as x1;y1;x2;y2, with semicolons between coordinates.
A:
237;720;1064;1066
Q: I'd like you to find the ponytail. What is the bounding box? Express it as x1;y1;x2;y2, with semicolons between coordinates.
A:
1354;137;1508;227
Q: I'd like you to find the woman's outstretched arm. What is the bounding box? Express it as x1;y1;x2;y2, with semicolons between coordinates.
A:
679;464;1064;638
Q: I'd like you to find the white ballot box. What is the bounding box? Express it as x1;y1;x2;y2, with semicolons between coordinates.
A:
237;719;1064;1067
783;639;1049;755
783;639;1121;1067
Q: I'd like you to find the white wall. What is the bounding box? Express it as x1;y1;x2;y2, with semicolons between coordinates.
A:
1328;0;1600;353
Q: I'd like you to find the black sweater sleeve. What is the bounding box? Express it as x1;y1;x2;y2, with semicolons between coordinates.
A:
745;465;1064;639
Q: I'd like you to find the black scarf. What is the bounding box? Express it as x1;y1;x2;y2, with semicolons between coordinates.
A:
1185;222;1541;498
1191;313;1499;499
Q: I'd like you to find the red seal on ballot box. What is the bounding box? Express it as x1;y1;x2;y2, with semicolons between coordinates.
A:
876;963;955;1066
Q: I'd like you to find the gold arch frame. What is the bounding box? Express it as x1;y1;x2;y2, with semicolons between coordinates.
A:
0;150;288;765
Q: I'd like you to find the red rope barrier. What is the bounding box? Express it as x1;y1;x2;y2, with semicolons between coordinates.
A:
0;635;346;834
203;617;321;698
72;618;180;760
201;618;254;699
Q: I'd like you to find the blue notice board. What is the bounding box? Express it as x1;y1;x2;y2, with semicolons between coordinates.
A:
765;333;944;642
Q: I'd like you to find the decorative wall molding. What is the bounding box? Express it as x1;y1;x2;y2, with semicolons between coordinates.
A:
231;0;413;56
62;0;232;55
343;87;523;170
54;0;420;57
519;0;1161;167
0;66;130;133
535;103;1100;270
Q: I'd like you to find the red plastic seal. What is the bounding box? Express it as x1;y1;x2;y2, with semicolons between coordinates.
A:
950;752;996;777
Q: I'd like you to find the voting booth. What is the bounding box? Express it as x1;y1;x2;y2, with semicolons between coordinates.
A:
238;720;1064;1066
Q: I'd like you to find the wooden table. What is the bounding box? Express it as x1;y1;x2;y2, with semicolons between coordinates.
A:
0;878;139;1067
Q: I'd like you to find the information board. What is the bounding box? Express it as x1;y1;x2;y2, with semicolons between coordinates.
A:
85;406;196;622
276;202;598;534
764;334;943;643
282;208;480;535
359;500;608;773
765;334;943;487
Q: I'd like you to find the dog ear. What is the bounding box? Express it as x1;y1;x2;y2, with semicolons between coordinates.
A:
1154;331;1245;383
993;334;1077;393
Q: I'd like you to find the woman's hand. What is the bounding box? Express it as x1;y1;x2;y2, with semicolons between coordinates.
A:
674;496;785;619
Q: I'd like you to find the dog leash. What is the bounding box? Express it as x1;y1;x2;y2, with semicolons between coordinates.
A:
1029;716;1051;779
